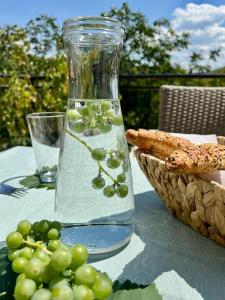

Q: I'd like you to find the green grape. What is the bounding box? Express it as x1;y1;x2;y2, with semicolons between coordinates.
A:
103;185;116;198
74;264;97;287
98;123;112;134
8;249;21;261
24;258;45;281
38;220;49;234
92;176;105;189
49;277;69;290
20;247;33;259
73;285;95;300
78;106;89;117
12;257;28;273
104;111;114;119
88;103;101;114
116;150;125;160
50;221;62;231
34;232;42;241
116;184;128;198
16;273;26;283
112;115;123;126
117;173;126;183
42;264;59;283
33;250;51;265
17;220;31;236
106;157;121;169
6;231;23;249
14;278;37;300
48;228;59;240
92;276;112;300
67;109;81;122
32;222;39;234
50;248;72;272
31;288;52;300
51;285;74;300
101;100;112;112
70;243;88;270
87;117;96;129
48;239;61;252
91;148;106;161
72;122;86;133
95;271;103;281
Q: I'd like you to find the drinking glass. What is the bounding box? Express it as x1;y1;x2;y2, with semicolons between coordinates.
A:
55;17;135;255
26;112;65;183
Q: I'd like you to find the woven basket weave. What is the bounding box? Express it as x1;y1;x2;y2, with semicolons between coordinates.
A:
135;139;225;247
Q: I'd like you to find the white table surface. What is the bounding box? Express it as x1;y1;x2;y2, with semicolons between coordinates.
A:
2;146;225;299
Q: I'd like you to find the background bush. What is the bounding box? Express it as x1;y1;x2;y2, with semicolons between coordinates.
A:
0;3;223;150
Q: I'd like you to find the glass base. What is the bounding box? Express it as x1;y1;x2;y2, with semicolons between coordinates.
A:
40;172;56;183
61;224;133;256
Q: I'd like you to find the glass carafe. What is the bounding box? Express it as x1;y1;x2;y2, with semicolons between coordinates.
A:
55;16;135;254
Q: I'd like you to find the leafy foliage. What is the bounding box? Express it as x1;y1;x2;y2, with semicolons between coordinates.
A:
0;3;223;150
0;16;67;150
108;283;162;299
0;247;16;299
102;3;189;74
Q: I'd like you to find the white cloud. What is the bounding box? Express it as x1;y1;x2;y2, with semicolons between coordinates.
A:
171;3;225;70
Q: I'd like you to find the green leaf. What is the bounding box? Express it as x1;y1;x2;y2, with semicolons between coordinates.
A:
113;280;146;291
19;175;40;188
0;247;16;300
19;175;55;190
108;283;162;300
39;182;56;190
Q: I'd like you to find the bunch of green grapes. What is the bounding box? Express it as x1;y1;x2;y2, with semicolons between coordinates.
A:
6;220;112;300
67;100;123;135
91;148;129;198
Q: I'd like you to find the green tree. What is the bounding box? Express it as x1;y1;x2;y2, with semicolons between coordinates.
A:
102;2;189;74
0;16;67;150
0;3;223;150
102;3;222;129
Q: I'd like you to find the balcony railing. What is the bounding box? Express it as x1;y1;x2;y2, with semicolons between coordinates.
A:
1;73;225;130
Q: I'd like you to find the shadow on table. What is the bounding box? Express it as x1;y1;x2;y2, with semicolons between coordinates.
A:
117;190;225;300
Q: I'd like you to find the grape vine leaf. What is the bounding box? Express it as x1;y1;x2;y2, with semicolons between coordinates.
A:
19;175;55;190
0;247;16;300
107;283;162;300
20;175;40;188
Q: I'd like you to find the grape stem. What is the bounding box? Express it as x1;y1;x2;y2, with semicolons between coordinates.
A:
65;129;118;185
23;240;52;256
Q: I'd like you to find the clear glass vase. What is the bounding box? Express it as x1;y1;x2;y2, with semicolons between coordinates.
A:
55;16;135;255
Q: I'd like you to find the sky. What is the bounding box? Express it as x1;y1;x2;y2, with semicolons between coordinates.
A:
1;0;225;70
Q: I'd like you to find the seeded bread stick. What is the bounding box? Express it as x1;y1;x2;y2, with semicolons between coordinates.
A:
126;129;194;159
165;143;225;174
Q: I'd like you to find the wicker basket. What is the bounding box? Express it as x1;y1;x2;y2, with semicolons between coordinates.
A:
135;138;225;247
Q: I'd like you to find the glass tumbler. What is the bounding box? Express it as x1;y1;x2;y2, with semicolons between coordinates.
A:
26;112;65;183
55;17;135;254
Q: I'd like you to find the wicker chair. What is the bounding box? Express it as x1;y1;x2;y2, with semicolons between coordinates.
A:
158;85;225;135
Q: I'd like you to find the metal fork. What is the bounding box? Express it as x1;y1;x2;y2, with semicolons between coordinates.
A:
0;179;28;198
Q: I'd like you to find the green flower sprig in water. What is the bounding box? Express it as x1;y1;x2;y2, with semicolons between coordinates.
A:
66;129;129;199
66;99;129;198
67;100;123;135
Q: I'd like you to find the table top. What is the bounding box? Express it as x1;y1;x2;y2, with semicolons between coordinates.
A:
1;146;225;300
